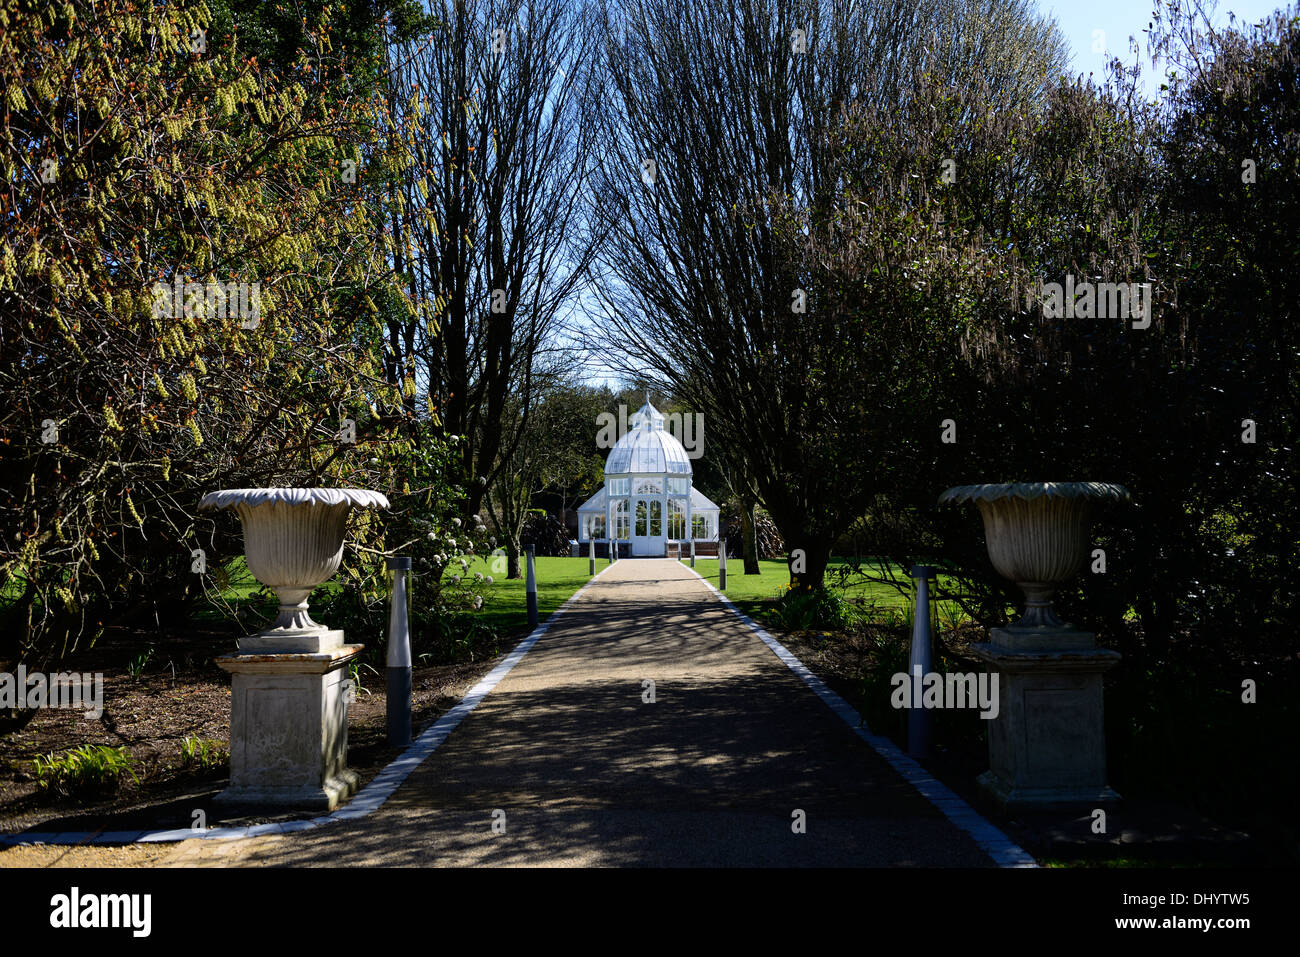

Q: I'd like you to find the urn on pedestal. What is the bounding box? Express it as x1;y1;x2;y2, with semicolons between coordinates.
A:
938;482;1130;809
198;487;389;810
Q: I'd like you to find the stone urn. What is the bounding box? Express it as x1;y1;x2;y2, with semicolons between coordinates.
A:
199;487;389;652
938;481;1130;809
198;487;389;809
937;482;1130;634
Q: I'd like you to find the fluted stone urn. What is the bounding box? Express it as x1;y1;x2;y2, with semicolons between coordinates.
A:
199;487;390;652
199;487;389;810
939;482;1130;809
938;482;1130;641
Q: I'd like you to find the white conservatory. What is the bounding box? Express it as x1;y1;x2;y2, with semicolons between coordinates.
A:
577;400;720;558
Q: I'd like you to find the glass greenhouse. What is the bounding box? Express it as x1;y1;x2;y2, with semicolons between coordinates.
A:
576;400;720;557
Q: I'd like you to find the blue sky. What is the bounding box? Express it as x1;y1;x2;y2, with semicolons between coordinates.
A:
1044;0;1289;96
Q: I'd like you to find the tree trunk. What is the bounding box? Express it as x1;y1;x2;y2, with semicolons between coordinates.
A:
789;536;833;590
506;539;522;580
741;500;760;574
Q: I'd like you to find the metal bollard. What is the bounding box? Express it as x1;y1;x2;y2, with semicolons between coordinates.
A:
386;556;413;747
690;540;696;568
908;564;934;759
589;537;595;576
526;544;538;627
719;539;727;590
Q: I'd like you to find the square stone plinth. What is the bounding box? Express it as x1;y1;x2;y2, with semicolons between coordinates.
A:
214;645;362;810
238;628;345;655
971;629;1122;810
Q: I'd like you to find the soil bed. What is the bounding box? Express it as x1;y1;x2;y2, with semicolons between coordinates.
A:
0;625;505;836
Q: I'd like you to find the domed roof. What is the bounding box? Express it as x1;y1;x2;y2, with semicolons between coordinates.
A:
605;401;692;476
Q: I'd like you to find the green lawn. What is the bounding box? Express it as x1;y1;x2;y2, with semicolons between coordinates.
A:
686;558;912;603
197;553;969;636
192;555;289;623
215;555;263;600
198;554;597;636
461;555;598;635
685;557;976;628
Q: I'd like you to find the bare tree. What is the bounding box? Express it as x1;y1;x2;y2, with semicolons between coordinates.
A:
585;0;1067;587
484;363;568;577
380;0;600;516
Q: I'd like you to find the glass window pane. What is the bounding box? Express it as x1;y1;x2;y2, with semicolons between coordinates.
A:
668;499;686;538
649;500;661;536
635;501;647;536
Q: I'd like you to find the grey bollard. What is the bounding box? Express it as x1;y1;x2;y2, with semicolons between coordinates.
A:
526;544;538;627
690;540;696;567
589;537;595;576
908;564;934;759
719;539;727;590
386;555;413;747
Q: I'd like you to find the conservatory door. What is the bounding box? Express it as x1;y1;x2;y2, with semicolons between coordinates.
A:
631;497;665;556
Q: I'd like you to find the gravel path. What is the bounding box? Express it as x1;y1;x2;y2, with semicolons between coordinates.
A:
1;559;996;867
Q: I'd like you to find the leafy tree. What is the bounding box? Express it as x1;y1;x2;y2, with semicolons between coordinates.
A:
204;0;435;78
0;0;411;664
1145;0;1299;650
846;1;1298;670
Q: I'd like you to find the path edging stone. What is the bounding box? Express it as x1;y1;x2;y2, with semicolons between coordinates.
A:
680;561;1037;869
0;564;618;849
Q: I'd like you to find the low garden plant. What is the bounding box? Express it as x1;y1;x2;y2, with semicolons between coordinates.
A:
32;745;139;799
180;736;228;771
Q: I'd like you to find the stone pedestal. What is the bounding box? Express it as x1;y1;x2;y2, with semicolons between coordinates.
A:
971;626;1122;810
214;643;362;810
